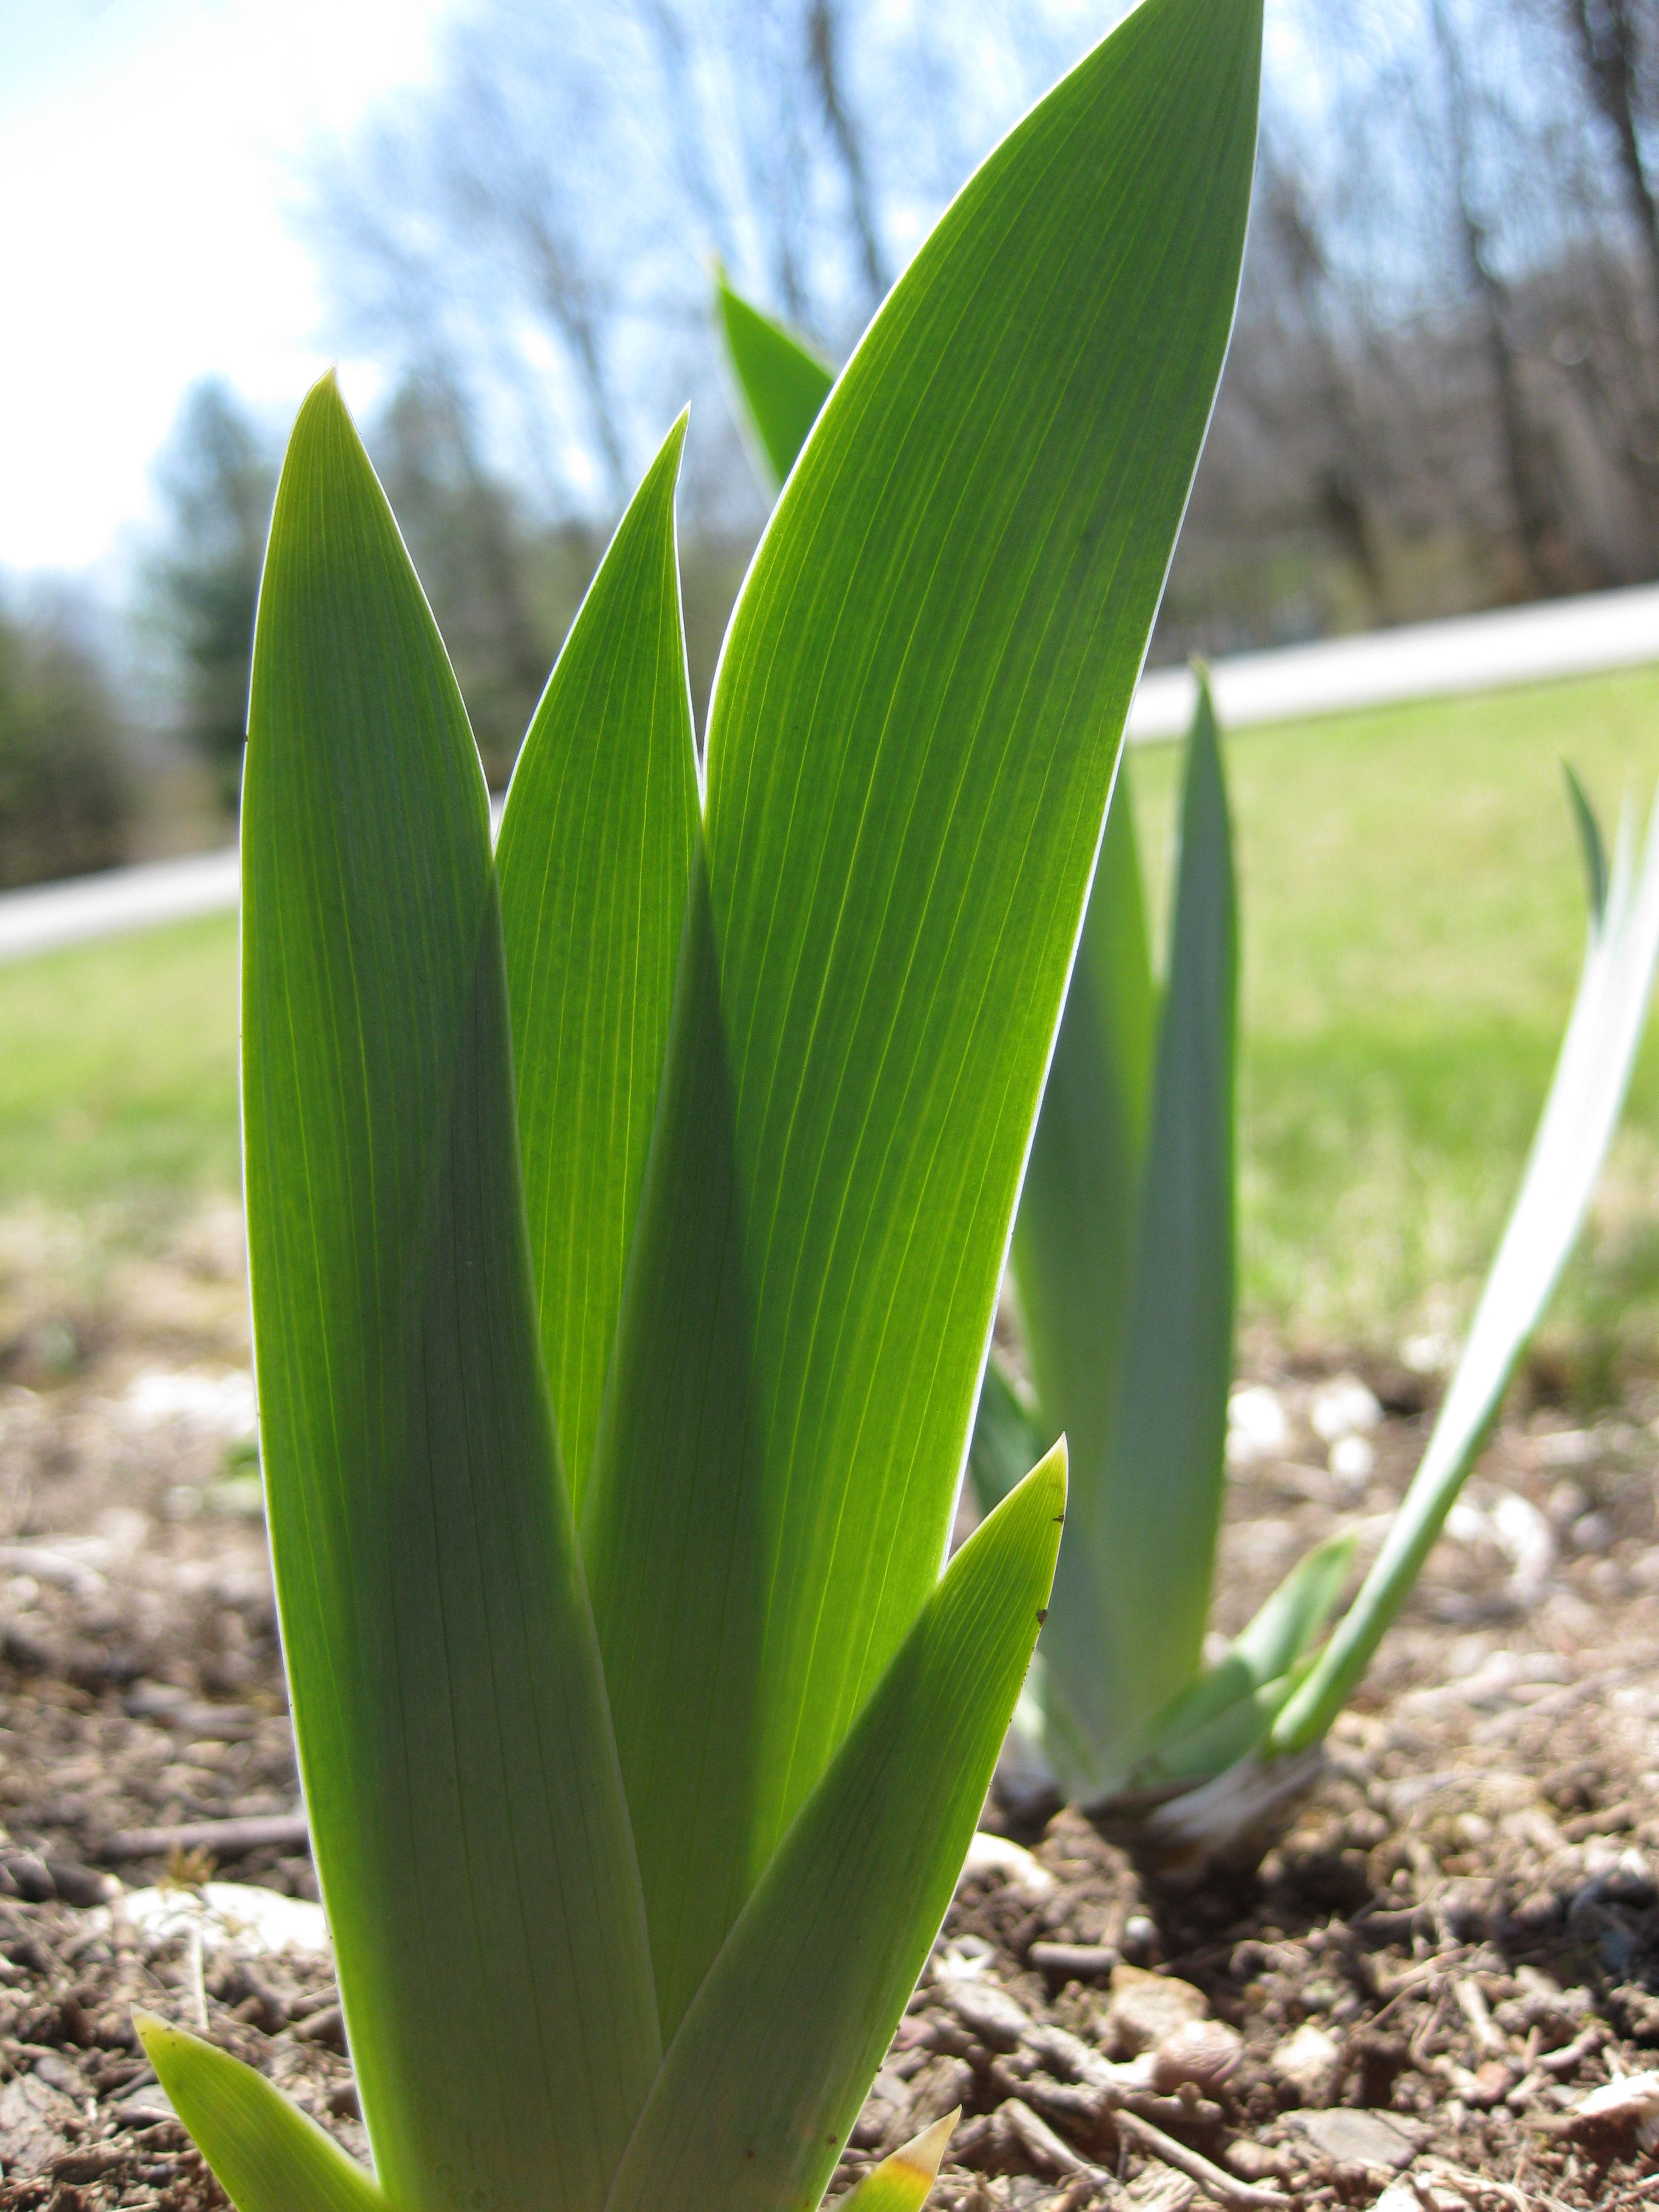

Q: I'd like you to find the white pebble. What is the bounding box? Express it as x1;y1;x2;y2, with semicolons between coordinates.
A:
1227;1385;1288;1464
1311;1376;1382;1444
959;1831;1056;1895
1329;1433;1375;1487
113;1882;329;1959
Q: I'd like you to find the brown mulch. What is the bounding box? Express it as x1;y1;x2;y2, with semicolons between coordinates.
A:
5;1210;1659;2205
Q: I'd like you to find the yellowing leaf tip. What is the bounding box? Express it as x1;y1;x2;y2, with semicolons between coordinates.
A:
893;2106;958;2182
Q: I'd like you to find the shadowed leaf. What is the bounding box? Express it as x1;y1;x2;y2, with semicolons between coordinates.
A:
241;375;658;2212
136;2015;391;2212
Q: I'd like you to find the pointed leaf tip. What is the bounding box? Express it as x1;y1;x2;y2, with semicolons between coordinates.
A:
136;2013;392;2212
839;2110;960;2211
1563;761;1609;927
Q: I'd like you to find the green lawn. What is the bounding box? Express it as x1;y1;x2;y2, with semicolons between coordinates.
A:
1133;660;1659;1368
0;910;240;1215
4;660;1658;1373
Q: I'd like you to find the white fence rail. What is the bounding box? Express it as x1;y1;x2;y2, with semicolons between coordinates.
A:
2;581;1656;966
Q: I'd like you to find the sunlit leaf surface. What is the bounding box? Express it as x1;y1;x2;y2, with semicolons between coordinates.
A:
497;414;699;1510
583;0;1264;2031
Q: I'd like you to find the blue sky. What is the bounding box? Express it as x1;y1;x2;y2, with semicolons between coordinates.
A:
0;0;1329;591
0;0;456;580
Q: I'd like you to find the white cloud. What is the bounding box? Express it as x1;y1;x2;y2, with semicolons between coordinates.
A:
0;0;455;574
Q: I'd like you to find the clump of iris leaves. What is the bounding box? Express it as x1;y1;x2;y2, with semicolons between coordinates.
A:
130;3;1652;2210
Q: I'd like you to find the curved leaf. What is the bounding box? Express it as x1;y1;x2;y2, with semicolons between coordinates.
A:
1118;1532;1355;1792
583;0;1264;2031
1275;780;1659;1752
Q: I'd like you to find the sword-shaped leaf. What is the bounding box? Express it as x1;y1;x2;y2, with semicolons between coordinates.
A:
603;1451;1065;2212
136;2016;391;2212
242;377;658;2212
968;1353;1049;1517
582;0;1263;2033
716;277;835;491
497;415;699;1510
1008;758;1156;1503
1275;777;1659;1752
1039;677;1237;1796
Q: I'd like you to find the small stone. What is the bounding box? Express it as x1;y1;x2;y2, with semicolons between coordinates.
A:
1312;1376;1382;1443
1569;2067;1659;2150
44;1857;118;1908
959;1831;1056;1895
1270;2021;1342;2104
1;1848;55;1902
903;2053;973;2133
1509;1887;1562;1933
1227;1384;1289;1464
1104;1963;1207;2056
1469;2058;1516;2107
1371;2188;1420;2212
1124;2174;1198;2211
943;1977;1032;2050
1120;1911;1157;1961
0;2073;80;2178
1572;1511;1615;1553
1148;2017;1243;2094
1329;1433;1375;1486
849;2080;903;2153
1290;2108;1416;2171
1224;2140;1293;2184
1548;1478;1589;1524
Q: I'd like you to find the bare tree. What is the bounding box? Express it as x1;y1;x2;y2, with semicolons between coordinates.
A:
306;0;1659;689
307;0;1090;523
1429;0;1571;592
1561;0;1659;297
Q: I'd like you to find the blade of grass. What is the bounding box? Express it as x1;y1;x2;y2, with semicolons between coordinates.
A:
716;277;836;492
603;1450;1065;2212
136;2016;391;2212
1039;676;1237;1792
582;0;1263;2033
1273;783;1659;1753
1566;761;1609;927
497;414;699;1511
242;376;659;2212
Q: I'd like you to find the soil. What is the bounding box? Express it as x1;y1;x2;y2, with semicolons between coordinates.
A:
4;1208;1659;2207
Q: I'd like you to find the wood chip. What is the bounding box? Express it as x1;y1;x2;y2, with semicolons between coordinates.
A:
1030;1940;1119;1979
1113;2107;1291;2211
1001;2096;1111;2182
98;1811;310;1861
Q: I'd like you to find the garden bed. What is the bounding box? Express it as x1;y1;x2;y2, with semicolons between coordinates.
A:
2;1220;1659;2207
